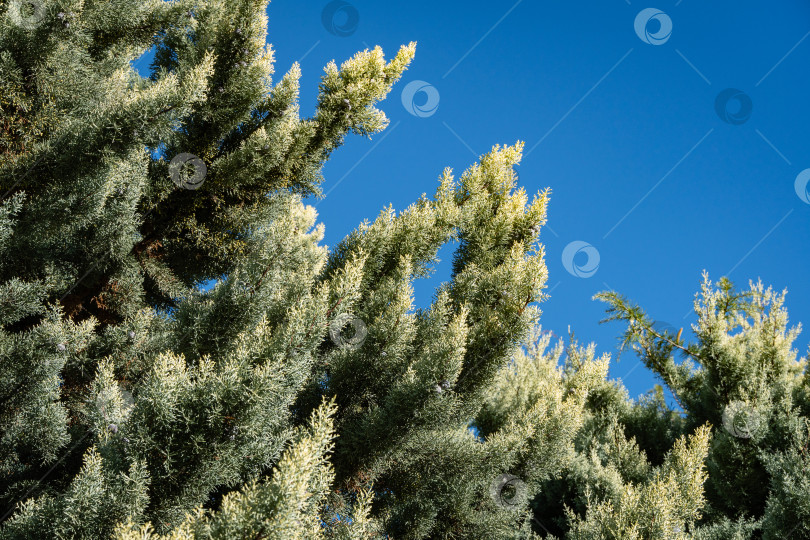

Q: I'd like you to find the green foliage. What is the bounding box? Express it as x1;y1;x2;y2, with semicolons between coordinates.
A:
565;425;711;540
592;275;808;539
0;1;807;539
111;399;381;540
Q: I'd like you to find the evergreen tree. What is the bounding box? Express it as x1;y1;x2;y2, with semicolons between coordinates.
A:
1;1;808;539
0;0;413;536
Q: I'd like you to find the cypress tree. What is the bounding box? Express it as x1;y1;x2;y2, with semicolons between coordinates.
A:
0;1;807;539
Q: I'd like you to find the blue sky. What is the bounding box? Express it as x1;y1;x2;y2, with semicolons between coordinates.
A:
139;1;810;403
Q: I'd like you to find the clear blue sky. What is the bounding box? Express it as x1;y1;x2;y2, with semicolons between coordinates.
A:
138;1;810;403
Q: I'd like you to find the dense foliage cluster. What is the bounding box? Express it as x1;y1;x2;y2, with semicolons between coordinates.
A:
0;1;807;538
